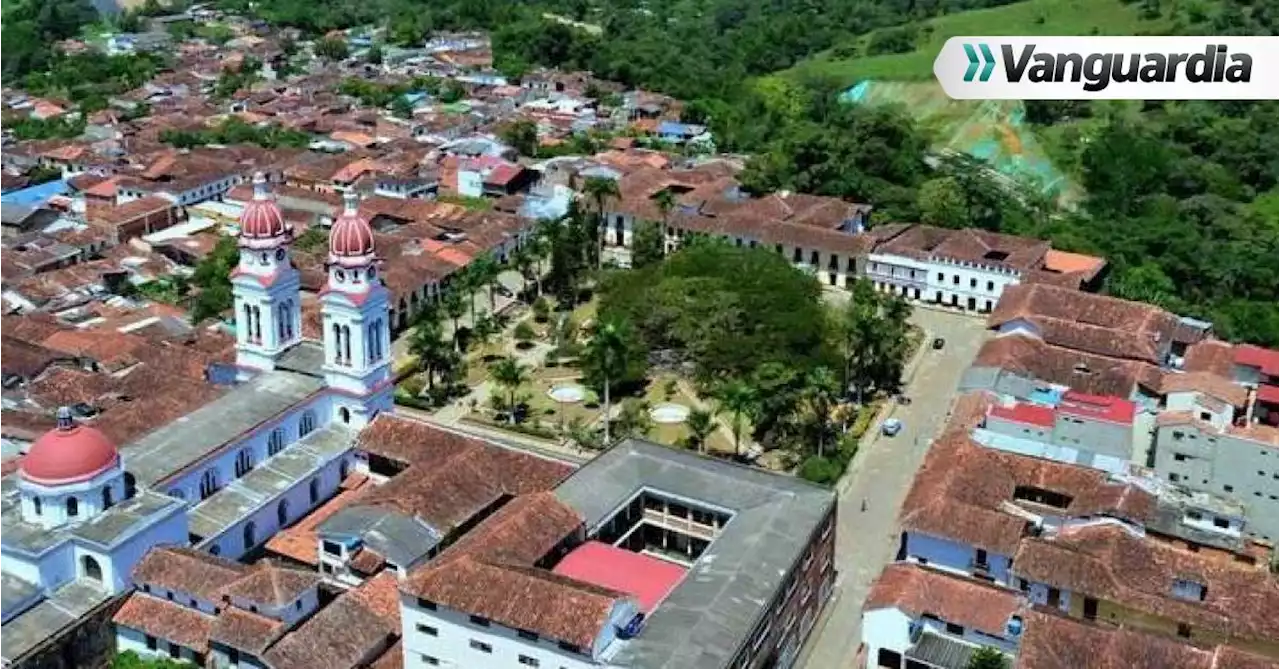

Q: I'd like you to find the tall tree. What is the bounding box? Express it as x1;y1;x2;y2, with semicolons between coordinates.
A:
582;177;619;268
408;309;457;392
488;356;529;423
500;119;539;157
441;289;467;349
583;317;639;445
800;366;839;457
315;36;350;61
715;379;758;458
469;254;501;313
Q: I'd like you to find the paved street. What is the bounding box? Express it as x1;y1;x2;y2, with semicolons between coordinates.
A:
796;304;990;669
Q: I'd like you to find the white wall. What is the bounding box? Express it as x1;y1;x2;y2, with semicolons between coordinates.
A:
861;608;913;667
199;451;353;559
0;544;73;592
1024;582;1072;613
164;395;333;502
116;626;203;665
103;507;189;593
400;594;631;669
925;259;1020;312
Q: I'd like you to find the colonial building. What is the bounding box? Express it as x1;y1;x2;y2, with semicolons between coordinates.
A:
0;173;393;667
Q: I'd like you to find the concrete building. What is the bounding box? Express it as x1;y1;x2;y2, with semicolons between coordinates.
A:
978;391;1137;474
399;438;837;669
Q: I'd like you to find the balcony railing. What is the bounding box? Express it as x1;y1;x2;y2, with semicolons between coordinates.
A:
642;508;717;540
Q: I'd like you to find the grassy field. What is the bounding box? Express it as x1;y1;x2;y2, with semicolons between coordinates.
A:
778;0;1172;84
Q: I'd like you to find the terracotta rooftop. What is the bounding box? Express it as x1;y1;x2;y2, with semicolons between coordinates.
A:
218;565;322;608
1013;522;1279;643
402;556;626;650
112;592;216;653
899;431;1154;555
865;562;1023;636
208;606;287;655
1015;610;1277;669
264;573;401;669
988;284;1182;364
973;335;1163;398
265;473;372;566
1160;371;1250;407
132;546;248;603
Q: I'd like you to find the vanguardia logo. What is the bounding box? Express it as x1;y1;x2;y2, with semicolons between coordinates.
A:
998;44;1253;91
963;43;996;82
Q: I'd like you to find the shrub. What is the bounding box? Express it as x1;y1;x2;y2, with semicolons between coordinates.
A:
514;321;537;345
798;455;845;485
532;297;552;323
663;378;679;400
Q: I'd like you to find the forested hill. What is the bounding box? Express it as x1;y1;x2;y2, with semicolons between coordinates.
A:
3;0;1276;345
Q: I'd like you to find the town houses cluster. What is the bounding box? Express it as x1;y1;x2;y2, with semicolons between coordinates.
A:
1;8;1276;669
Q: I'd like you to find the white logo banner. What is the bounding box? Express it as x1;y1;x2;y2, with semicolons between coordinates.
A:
934;36;1280;100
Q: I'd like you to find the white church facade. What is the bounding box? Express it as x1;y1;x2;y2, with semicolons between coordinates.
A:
0;174;394;665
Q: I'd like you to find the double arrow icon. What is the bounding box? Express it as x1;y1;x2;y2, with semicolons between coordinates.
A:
963;43;996;82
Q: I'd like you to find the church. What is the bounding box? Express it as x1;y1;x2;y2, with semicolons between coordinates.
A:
0;174;394;664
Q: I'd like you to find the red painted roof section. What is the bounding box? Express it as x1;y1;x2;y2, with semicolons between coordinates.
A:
21;424;120;486
988;403;1056;429
484;163;522;186
1058;391;1136;425
551;541;686;613
1235;345;1279;377
1258;384;1279;405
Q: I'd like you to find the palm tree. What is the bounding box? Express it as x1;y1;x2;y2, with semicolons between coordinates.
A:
716;379;758;458
584;316;633;445
685;408;716;453
470;313;500;352
800;366;839;458
582;176;620;268
488;356;529;424
407;309;453;392
441;289;467;350
453;266;481;325
470;253;501;314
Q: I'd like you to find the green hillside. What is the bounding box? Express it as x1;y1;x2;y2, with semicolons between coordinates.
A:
778;0;1172;84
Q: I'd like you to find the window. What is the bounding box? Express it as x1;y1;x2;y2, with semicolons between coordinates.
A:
1083;597;1098;620
168;643;180;659
1177;624;1191;638
952;275;960;285
416;623;438;636
243;521;257;550
557;641;581;654
1169;473;1181;482
518;630;539;641
518;656;540;667
66;496;79;517
268;428;286;456
322;540;342;555
1213;517;1230;529
936;272;944;281
1186;510;1202;521
986;280;994;291
469;615;490;627
877;649;903;668
309;478;320;505
945;622;964;635
1018;578;1030;593
970;278;977;288
975;548;988;568
339;407;351;424
235;449;253;477
809;251;819;266
1174;453;1187;461
1047;587;1061;607
469;640;492;653
146;635;157;651
299;410;317;438
33;497;42;516
277;499;290;527
420;656;440;666
418;598;437;610
1223;484;1234;493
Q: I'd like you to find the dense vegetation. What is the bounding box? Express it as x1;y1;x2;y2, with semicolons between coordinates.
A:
160;118;312;149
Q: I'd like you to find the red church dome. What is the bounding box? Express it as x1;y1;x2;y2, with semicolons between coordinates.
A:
328;190;375;264
21;409;120;486
239;172;287;242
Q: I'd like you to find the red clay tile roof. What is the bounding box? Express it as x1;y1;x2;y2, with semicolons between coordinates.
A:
1015;610;1276;669
208;606;287;655
264;573;400;669
367;640;405;669
1159;371;1249;407
988;284;1180;364
865;562;1022;636
348;547;386;574
973;335;1163;398
132;546;248;602
218;565;322;608
265;473;372;566
435;491;582;567
899;432;1154;555
402;556;626;649
113;593;216;652
1012;523;1279;642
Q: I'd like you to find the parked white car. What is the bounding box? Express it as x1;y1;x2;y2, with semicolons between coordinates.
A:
881;418;903;437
